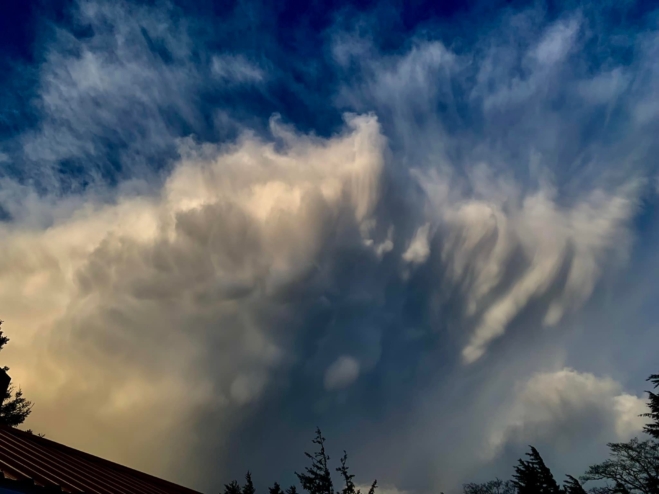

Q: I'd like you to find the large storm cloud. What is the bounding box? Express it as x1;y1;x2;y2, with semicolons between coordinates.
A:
0;1;657;493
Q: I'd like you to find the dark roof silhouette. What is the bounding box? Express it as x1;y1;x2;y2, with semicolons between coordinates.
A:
0;425;202;494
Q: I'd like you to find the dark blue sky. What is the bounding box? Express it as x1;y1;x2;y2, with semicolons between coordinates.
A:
1;1;658;494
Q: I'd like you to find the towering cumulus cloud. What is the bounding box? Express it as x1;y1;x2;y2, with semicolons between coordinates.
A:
0;1;658;493
0;114;384;478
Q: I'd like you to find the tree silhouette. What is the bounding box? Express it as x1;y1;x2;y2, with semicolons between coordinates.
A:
461;371;659;494
0;321;32;427
642;374;659;440
512;446;561;494
295;428;376;494
296;428;334;494
336;451;376;494
577;371;659;494
243;472;256;494
337;451;358;494
224;480;242;494
563;475;587;494
270;482;284;494
463;478;515;494
286;486;298;494
466;453;588;494
580;438;659;494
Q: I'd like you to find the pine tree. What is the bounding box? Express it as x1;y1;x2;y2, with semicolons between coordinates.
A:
0;321;32;427
296;428;334;494
335;451;377;494
337;451;358;494
270;483;284;494
642;373;659;440
563;475;587;494
286;486;298;494
243;472;256;494
463;479;515;494
224;480;242;494
512;457;538;494
512;446;561;494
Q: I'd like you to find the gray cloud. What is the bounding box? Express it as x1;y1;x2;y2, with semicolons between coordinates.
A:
324;356;361;390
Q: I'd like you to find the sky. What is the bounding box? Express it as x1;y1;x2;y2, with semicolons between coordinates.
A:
1;0;659;492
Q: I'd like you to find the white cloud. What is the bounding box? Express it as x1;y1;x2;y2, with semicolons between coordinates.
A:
402;223;431;265
211;55;265;84
473;15;581;110
324;355;361;390
487;368;648;458
577;68;631;104
12;0;205;188
332;11;640;367
532;17;580;66
0;114;385;480
413;166;635;364
375;226;395;258
336;40;457;119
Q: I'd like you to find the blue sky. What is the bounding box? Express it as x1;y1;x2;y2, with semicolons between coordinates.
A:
1;1;658;493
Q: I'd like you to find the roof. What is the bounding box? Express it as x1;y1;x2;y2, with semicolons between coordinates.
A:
0;426;202;494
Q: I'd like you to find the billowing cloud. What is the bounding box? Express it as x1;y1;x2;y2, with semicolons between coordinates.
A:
488;368;648;457
1;114;385;484
462;368;650;488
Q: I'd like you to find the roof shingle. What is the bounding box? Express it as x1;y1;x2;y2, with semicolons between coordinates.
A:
0;426;202;494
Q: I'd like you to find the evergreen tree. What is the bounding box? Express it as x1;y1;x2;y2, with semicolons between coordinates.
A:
334;451;377;494
512;446;561;494
563;475;587;494
286;486;298;494
642;373;659;440
296;428;334;494
243;472;256;494
0;321;32;427
337;451;358;494
270;482;284;494
224;480;242;494
463;479;515;494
